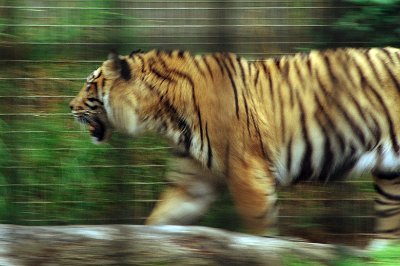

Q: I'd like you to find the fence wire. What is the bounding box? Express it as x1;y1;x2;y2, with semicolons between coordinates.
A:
0;0;375;246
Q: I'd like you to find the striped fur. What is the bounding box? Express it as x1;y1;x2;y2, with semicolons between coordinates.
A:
70;47;400;240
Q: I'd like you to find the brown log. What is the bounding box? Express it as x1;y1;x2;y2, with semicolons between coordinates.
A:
0;225;365;265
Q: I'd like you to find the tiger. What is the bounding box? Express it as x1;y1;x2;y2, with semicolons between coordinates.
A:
70;47;400;243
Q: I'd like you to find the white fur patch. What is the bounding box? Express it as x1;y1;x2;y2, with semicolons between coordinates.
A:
190;135;208;165
351;151;379;174
125;112;141;135
379;142;400;170
103;94;112;119
103;93;142;136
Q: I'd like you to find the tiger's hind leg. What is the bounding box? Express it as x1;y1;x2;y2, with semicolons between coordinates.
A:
227;156;278;236
146;153;220;225
372;170;400;242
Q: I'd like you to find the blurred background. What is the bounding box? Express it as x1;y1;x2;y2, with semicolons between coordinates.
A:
0;0;399;248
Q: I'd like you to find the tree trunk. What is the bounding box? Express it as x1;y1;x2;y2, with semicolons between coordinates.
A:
0;225;365;265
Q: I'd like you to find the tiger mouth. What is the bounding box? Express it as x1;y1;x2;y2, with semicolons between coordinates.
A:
87;118;106;142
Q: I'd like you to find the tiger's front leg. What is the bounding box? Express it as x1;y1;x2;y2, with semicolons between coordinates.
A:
146;153;220;225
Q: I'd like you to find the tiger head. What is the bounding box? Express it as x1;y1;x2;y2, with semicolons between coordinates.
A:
69;51;147;144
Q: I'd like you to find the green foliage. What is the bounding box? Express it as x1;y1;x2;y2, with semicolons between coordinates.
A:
284;256;324;266
284;243;400;266
369;243;400;265
316;0;400;48
0;0;168;225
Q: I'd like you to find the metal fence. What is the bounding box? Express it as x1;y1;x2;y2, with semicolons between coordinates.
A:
0;0;375;246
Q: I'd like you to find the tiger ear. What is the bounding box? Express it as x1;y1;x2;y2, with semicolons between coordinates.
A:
103;51;132;81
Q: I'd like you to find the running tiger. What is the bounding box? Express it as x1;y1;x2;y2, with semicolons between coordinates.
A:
70;47;400;240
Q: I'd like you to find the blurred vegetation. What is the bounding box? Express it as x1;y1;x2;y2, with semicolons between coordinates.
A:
285;243;400;266
0;0;167;225
316;0;400;48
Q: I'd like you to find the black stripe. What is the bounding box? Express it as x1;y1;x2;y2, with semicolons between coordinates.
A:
323;53;338;84
314;93;345;153
381;48;395;64
254;67;260;87
277;82;285;140
202;56;214;80
237;57;246;86
344;90;369;138
315;58;364;149
248;61;252;76
212;54;225;75
193;57;206;78
150;64;175;84
273;57;281;71
286;137;292;174
225;53;237;75
170;70;196;103
150;56;199;122
378;55;400;92
373;170;400;180
306;56;312;75
295;91;314;181
396;51;400;63
162;101;192;152
177;115;192;152
339;54;358;89
144;80;192;151
374;184;400;201
329;145;358;181
362;56;399;153
294;58;306;88
87;97;103;105
137;55;146;74
220;57;240;119
156;56;198;109
375;207;400;218
314;105;335;182
242;91;250;135
262;63;274;111
368;113;382;147
375;227;400;234
335;98;367;147
206;123;213;169
353;59;383;147
129;49;142;57
166;50;174;57
120;59;132;81
365;50;381;84
197;109;204;151
280;59;289;78
318;127;334;182
375;198;400;206
287;79;295;107
177;50;185;58
250;112;266;157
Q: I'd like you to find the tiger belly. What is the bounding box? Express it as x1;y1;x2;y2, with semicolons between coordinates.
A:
276;141;400;185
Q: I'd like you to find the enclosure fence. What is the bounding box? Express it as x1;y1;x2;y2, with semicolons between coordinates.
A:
0;0;374;246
